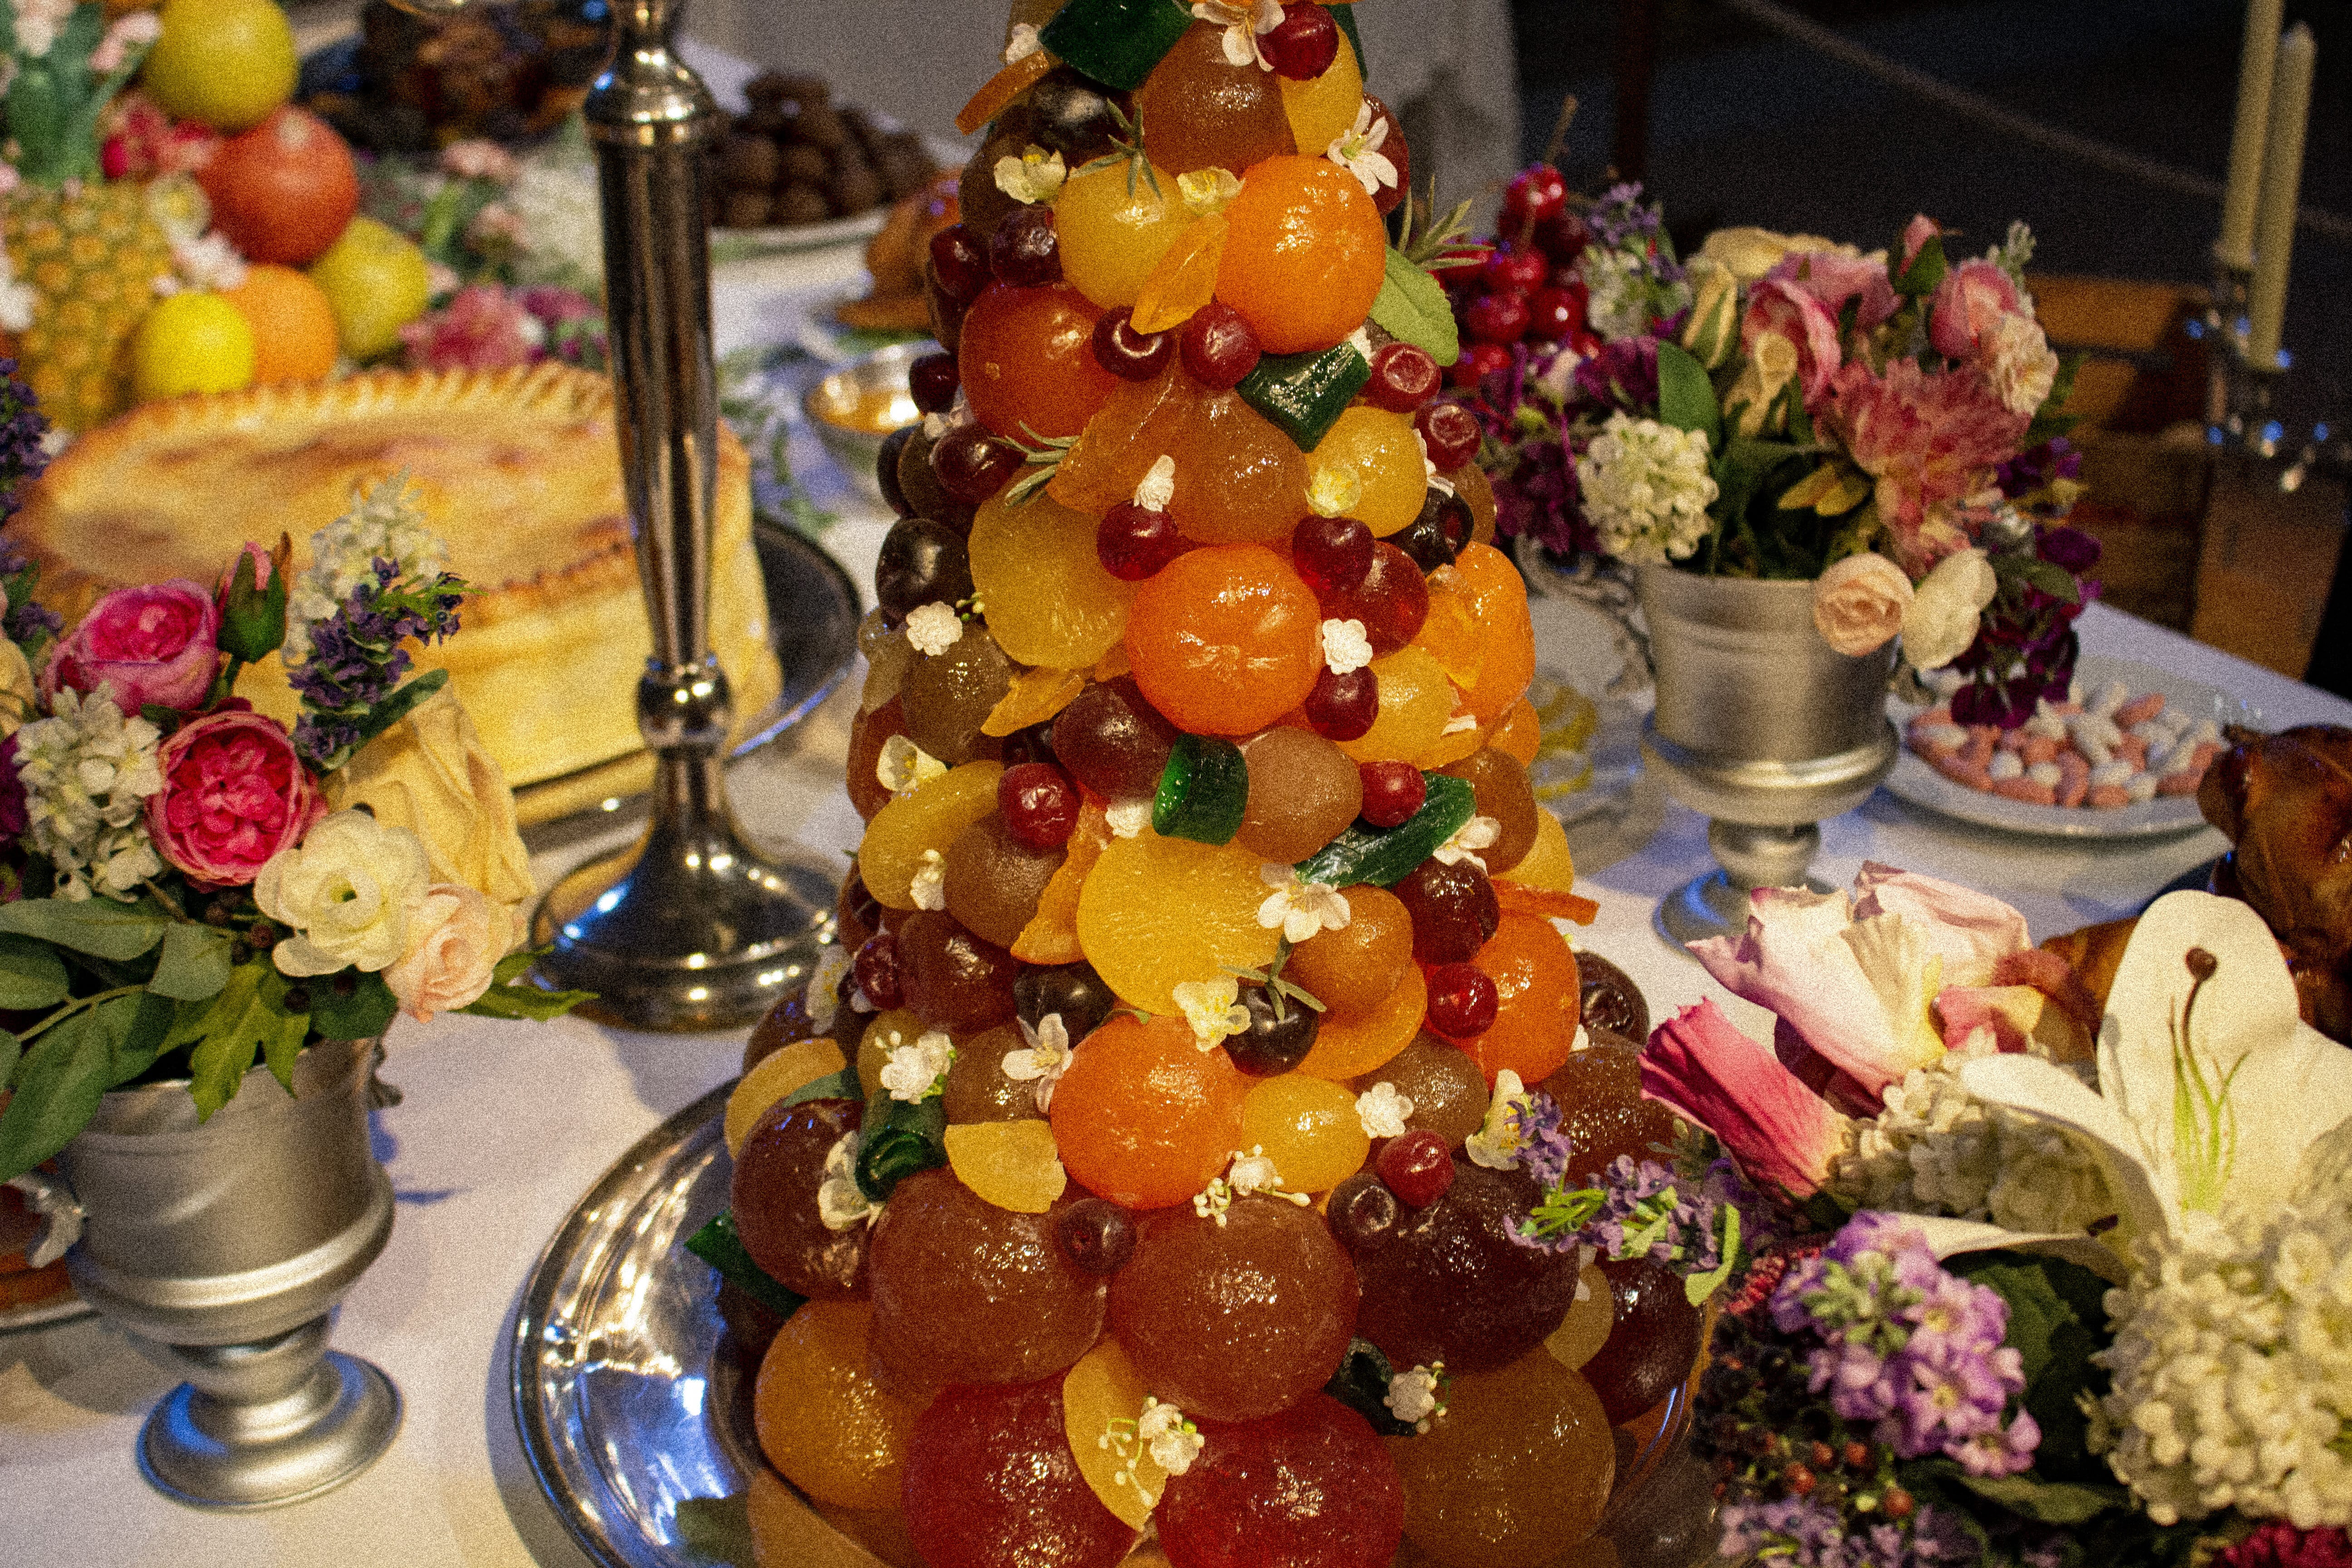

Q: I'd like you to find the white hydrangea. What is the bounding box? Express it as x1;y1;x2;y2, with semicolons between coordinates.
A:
1578;412;1718;567
507;155;604;289
1576;245;1689;341
2097;1205;2352;1529
284;477;451;665
15;687;164;901
1825;1034;2111;1236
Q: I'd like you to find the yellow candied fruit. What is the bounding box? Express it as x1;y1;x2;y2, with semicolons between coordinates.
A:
1130;211;1227;335
1055;157;1187;310
1075;827;1280;1016
943;1119;1069;1213
1337;645;1455;764
983;664;1086;737
1061;1338;1170;1529
725;1037;849;1156
1546;1263;1615;1371
858;760;1004;911
1240;1073;1370;1193
969;487;1135;671
1277;46;1365;155
754;1299;920;1511
1316;406;1428;537
1501;808;1576;893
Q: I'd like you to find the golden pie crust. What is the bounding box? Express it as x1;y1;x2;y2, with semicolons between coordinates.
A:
15;364;781;789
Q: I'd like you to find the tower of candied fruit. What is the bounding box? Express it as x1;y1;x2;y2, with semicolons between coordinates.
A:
720;8;1709;1568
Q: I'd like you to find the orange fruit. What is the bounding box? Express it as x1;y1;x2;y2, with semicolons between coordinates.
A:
199;106;360;267
1125;544;1321;736
1458;914;1581;1085
223;264;339;385
1049;1012;1249;1210
1215;155;1387;353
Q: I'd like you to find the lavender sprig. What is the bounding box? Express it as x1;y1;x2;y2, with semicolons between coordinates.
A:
0;357;59;653
288;557;466;769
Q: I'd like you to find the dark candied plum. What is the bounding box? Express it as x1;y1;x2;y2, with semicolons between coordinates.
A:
730;1096;867;1299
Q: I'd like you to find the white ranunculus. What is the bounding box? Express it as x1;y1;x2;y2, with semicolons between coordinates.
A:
1900;548;1998;670
255;809;433;975
382;883;515;1020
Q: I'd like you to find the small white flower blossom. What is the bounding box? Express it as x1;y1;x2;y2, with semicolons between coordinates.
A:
11;0;73;59
1576;245;1689;341
1307;462;1362;519
903;602;965;657
994;144;1068;206
806;945;851;1034
908;849;947;911
1191;0;1284;69
1319;617;1373;676
88;8;159;73
1105;799;1152;839
1003;21;1042;63
1431;814;1500;872
505;156;603;285
1356;1081;1415;1138
284;477;451;665
440;138;520;184
817;1131;877;1229
1136;1397;1204;1475
1177;167;1242;217
1325;99;1399;199
1196;1145;1311;1224
14;687;164;901
1579;412;1718;567
1465;1070;1535;1170
1002;1012;1073;1112
880;1029;956;1102
1257;862;1352;943
1173;976;1250;1051
877;734;947;796
1386;1363;1446;1434
1133;455;1176;512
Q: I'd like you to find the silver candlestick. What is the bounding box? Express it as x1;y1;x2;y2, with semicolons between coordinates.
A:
392;0;837;1029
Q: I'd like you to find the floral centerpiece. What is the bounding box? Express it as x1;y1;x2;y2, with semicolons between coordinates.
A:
0;360;583;1183
1455;175;2103;727
1487;860;2352;1566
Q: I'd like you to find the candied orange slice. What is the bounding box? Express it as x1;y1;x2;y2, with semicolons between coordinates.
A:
1495;881;1600;926
1295;965;1426;1080
1130;212;1227;334
956;49;1054;136
983;664;1086;738
945;1120;1068;1214
1012;801;1110;965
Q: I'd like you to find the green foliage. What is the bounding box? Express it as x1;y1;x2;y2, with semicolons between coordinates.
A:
0;1000;115;1179
0;934;70;1010
1892;230;1949;297
1370;248;1460;366
1949;1250;2113;1483
311;970;399;1041
0;897;169;960
216;546;289;666
459;949;596;1022
174;962;310;1117
1654;341;1722;448
148;922;234;1002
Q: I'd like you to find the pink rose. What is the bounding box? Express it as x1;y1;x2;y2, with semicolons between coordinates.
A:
1898;214;1941;271
1927;259;2021;360
1811;551;1913;656
1740;276;1844;402
43;580;220;714
216;542;274;608
399;284;539;372
146;710;322;888
1818;358;2028;574
383;883;516;1021
1641;1000;1852;1196
1769;249;1900;331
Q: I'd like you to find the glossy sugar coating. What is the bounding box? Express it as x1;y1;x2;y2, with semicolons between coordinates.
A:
1276;40;1365;152
1582;1258;1702;1426
944;1119;1070;1214
1156;1395;1404;1568
902;1379;1140;1568
755;1299;920;1511
1459;914;1581;1086
1107;1196;1358;1423
1214;157;1387;353
731;1097;868;1299
1235;727;1364;864
1060;1338;1170;1530
959;282;1117;440
1239;1073;1369;1194
943;1022;1039;1123
1050;1012;1250;1209
1125;545;1321;735
867;1169;1107;1389
863;762;1004;912
968;488;1136;671
1387;1350;1615;1568
1056;159;1186;309
1284;885;1411;1017
945;814;1065;952
898;909;1023;1034
1546;1262;1617;1372
903;630;1015;766
1134;23;1297;176
1352;1034;1488;1148
1074;830;1281;1015
1539;1036;1680;1185
1293;964;1424;1081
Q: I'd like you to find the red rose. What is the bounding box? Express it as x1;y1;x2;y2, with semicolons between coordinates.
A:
145;710;321;888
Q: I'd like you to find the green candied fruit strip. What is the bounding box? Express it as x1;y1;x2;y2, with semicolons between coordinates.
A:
1152;732;1251;845
854;1088;948;1204
683;1211;809;1320
1038;0;1196;92
1236;342;1375;453
1332;4;1367;80
1294;773;1475;888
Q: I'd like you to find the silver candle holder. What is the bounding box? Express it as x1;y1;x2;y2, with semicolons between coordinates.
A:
392;0;837;1029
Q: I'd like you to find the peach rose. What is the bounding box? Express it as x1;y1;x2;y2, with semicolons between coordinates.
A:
1812;551;1914;657
383;882;517;1021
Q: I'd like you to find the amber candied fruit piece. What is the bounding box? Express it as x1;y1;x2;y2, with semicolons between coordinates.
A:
730;1096;868;1300
1352;1033;1489;1148
1539;1033;1680;1184
1074;828;1280;1016
755;1298;919;1511
1283;883;1411;1017
897;909;1022;1034
1133;21;1297;176
1234;726;1363;867
1387;1350;1614;1568
1108;1195;1358;1424
1126;544;1322;737
1459;913;1580;1086
1156;1394;1404;1568
1050;1012;1250;1209
902;1378;1139;1568
1581;1256;1703;1425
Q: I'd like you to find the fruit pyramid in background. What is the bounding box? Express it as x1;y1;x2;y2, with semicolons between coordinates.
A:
719;7;1707;1568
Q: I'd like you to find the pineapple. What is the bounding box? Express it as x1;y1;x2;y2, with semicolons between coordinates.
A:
0;2;173;431
4;181;173;432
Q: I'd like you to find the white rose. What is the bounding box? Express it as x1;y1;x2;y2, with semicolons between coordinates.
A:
1983;310;2059;415
383;883;517;1021
1901;548;1999;671
255;809;433;976
1812;552;1914;657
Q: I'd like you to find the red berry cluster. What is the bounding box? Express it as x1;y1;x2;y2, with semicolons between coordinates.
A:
1442;164;1597;390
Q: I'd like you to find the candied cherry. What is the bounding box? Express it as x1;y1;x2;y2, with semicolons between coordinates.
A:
1326;1171;1399;1250
1091;306;1175;381
1376;1129;1455;1207
853;930;903;1009
1053;675;1181;801
1096;500;1186;580
1229;981;1319;1075
1480;242;1549;295
1394;490;1472;572
1057;1197;1138;1275
1305;666;1377;742
1425;961;1499;1039
1181;300;1262;390
999;761;1079;850
876;516;973;623
1318;540;1427;654
1465;290;1530;346
909;351;960;415
1527;283;1587;343
877;425;916;516
1014;960;1119;1045
1449;341;1511;390
1357;760;1426;828
930;223;993;303
1291;513;1373;595
1367;342;1441;412
1503;165;1570;227
931;423;1024;505
990;204;1063;288
1416;401;1482;470
1396;859;1499;967
1260;0;1340;79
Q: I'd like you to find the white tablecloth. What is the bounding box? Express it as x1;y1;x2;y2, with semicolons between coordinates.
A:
8;260;2352;1568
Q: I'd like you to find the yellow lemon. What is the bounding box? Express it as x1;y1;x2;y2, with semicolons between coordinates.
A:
142;0;299;133
131;293;258;402
308;217;432;361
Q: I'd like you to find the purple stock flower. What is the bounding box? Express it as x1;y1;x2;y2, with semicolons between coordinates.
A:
1720;1496;1983;1568
1572;335;1661;412
287;556;466;768
1505;1092;1570;1186
1586;183;1661;250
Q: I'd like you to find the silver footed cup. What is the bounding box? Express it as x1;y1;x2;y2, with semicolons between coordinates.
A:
14;1034;400;1509
1633;567;1898;946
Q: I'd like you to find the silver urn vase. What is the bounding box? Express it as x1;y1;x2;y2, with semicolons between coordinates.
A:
21;1033;400;1509
1635;566;1898;945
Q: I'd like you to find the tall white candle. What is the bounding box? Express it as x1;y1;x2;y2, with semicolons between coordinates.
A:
2248;23;2316;368
2217;0;2284;270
